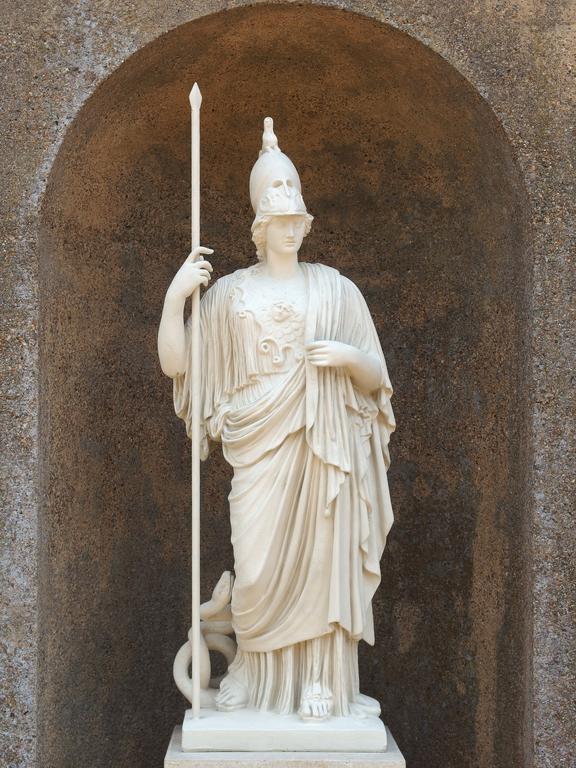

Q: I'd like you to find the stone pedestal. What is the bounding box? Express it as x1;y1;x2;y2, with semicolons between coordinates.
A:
179;708;388;752
165;725;406;767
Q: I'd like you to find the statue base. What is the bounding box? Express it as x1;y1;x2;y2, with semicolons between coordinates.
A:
164;708;406;763
165;722;405;766
182;707;387;751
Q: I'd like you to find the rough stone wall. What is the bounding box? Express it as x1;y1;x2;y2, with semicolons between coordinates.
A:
0;2;573;768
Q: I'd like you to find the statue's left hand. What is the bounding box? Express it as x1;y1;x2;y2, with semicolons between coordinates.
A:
305;340;356;368
306;340;383;392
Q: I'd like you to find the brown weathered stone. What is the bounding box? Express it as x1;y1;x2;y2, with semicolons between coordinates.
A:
0;3;573;768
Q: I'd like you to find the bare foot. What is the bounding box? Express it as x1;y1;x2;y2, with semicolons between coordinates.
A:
214;671;249;712
298;682;333;721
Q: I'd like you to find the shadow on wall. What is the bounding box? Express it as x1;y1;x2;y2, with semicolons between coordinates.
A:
38;4;531;768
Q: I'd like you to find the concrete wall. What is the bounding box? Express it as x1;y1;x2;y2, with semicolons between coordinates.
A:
1;2;574;768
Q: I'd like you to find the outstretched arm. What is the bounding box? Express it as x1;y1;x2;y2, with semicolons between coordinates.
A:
157;247;213;378
305;340;383;393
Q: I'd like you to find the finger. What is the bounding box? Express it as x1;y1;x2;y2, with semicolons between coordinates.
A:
306;345;331;355
305;341;327;349
189;247;214;258
195;260;213;271
308;358;330;367
186;252;213;265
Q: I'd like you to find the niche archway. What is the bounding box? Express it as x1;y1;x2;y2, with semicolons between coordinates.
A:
39;5;530;768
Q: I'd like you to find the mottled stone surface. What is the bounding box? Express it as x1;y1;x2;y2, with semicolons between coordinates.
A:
0;3;573;768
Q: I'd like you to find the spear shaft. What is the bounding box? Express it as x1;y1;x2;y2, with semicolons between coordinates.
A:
189;82;202;720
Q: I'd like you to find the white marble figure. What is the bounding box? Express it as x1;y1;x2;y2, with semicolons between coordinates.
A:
158;118;396;723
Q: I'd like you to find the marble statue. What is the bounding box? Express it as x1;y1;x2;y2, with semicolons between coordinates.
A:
158;117;396;736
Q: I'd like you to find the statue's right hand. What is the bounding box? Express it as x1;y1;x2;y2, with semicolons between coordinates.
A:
166;246;214;301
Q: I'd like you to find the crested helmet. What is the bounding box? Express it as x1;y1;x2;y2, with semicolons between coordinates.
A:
249;117;311;233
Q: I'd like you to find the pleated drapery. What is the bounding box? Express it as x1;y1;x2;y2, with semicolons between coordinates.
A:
173;261;395;712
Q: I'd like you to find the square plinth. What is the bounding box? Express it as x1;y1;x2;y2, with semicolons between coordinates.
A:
165;725;405;767
180;708;388;752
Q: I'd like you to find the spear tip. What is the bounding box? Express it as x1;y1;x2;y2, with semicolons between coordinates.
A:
189;82;202;109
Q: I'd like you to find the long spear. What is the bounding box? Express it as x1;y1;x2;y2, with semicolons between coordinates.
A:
189;82;202;720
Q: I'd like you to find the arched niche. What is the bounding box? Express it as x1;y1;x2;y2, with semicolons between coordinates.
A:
39;5;531;768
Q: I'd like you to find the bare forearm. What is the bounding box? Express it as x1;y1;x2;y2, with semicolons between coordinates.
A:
346;348;383;393
157;248;213;378
158;289;187;378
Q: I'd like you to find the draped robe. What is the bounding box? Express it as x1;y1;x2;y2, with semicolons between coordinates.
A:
174;262;395;713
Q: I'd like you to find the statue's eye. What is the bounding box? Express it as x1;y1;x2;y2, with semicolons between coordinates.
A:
286;179;293;187
272;180;283;187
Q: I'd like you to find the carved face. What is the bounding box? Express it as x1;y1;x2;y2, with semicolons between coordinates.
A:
265;215;307;257
258;180;306;218
272;175;297;195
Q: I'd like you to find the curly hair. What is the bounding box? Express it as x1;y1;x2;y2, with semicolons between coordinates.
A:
251;214;314;261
